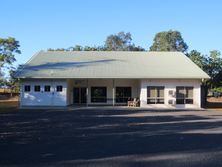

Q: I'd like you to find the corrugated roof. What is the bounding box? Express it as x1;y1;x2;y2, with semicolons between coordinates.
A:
16;51;210;79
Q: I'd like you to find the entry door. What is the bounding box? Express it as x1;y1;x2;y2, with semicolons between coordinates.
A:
73;88;87;104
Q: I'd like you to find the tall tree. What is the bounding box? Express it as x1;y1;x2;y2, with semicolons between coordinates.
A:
188;50;222;88
0;37;21;77
7;65;23;91
0;37;21;65
150;30;188;52
105;32;145;51
187;50;208;70
64;32;144;52
206;50;222;80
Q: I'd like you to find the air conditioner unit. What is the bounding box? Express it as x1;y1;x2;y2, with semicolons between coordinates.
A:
168;99;175;106
168;90;173;95
168;90;175;97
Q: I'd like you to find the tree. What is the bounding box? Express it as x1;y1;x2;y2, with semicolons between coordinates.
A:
83;46;106;51
104;32;145;51
213;70;222;87
7;65;23;92
66;45;106;51
50;32;145;52
0;37;21;77
67;45;83;51
187;50;208;71
0;37;21;65
205;50;222;88
150;30;188;52
128;44;146;51
187;50;209;100
188;50;222;88
206;50;222;79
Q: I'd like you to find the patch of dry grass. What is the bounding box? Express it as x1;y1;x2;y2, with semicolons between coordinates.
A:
0;101;19;112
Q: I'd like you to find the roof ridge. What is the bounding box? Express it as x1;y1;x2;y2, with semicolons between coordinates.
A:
44;50;183;53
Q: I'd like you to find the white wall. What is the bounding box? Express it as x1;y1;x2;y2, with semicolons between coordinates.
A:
20;79;67;106
140;79;201;109
67;79;74;105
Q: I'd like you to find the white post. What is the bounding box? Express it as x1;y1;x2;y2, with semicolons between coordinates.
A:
86;79;89;107
113;79;115;106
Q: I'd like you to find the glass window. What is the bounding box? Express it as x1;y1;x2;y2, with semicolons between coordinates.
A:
44;85;51;92
186;87;193;98
91;87;107;103
56;85;63;92
116;87;131;103
147;86;164;104
34;85;41;92
24;85;31;92
176;87;193;104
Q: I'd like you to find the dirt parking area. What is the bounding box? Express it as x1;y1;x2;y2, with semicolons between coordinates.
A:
1;108;222;166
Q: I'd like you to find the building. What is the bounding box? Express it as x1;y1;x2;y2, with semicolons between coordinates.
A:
16;51;210;108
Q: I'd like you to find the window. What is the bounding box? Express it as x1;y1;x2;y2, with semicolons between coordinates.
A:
44;85;51;92
56;85;63;92
24;85;31;92
91;87;107;103
116;87;131;103
34;85;41;92
176;87;193;104
147;86;164;104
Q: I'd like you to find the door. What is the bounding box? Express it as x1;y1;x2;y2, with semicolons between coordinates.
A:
73;87;87;104
80;88;87;103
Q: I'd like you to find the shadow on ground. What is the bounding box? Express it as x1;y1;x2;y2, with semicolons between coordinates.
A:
1;109;222;166
206;102;222;108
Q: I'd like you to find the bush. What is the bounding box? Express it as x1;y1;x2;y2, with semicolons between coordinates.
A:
211;87;222;97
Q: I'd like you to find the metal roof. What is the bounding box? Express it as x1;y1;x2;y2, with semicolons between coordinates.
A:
16;51;210;79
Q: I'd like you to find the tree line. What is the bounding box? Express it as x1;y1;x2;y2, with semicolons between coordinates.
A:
48;32;145;52
0;30;222;92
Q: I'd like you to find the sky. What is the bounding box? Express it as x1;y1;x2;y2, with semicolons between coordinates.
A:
1;0;222;67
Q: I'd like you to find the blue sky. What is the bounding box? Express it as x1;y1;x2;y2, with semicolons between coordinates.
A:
1;0;222;67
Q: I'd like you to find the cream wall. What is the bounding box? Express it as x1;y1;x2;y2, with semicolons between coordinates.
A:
68;79;140;105
140;79;201;109
20;79;202;108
